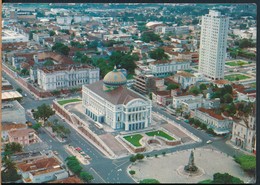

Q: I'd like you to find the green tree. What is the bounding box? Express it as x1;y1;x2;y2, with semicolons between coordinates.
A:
4;142;23;155
87;40;98;50
32;123;42;131
113;30;119;34
130;155;137;163
239;23;247;30
140;179;160;184
16;88;23;94
135;153;144;160
129;170;136;175
80;171;94;182
141;31;162;43
199;84;207;91
167;84;179;90
49;30;56;36
33;104;55;121
21;68;29;76
162;151;166;156
121;28;127;33
1;158;21;182
223;93;233;103
149;48;169;60
189;86;201;95
213;173;243;184
52;42;70;56
234;155;256;173
43;60;54;66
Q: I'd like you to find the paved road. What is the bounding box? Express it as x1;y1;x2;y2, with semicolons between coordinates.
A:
3;70;244;183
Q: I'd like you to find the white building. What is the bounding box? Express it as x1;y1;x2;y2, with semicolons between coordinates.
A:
198;10;229;80
173;71;203;89
56;16;73;25
172;94;203;109
149;60;190;77
32;33;50;44
195;107;233;135
2;29;29;43
231;114;256;153
82;67;152;131
37;64;99;91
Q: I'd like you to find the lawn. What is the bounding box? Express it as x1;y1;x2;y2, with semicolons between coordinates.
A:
123;134;143;147
249;82;256;88
193;66;198;69
224;74;250;81
57;98;81;105
145;130;175;140
225;60;247;66
198;179;213;184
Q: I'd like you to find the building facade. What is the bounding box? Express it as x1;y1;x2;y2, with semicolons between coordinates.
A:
195;107;233;135
149;60;190;77
231;115;256;153
82;67;152;131
198;10;229;80
37;65;100;91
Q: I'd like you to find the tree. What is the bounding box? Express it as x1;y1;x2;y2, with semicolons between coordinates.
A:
234;155;256;173
4;142;23;155
129;170;136;175
213;173;243;184
1;158;21;182
135;153;144;160
140;179;160;184
87;40;98;50
239;23;247;30
223;93;233;103
32;123;42;131
141;31;162;43
239;38;255;49
113;30;119;34
189;86;201;95
43;60;54;66
16;88;23;94
33;104;55;121
199;84;207;91
52;42;70;56
80;171;94;182
21;68;29;76
149;48;169;60
167;84;179;90
60;29;70;35
49;30;56;36
162;151;166;156
121;28;127;33
154;154;158;158
130;155;137;163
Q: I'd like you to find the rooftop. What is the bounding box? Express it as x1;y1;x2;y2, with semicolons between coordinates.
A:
176;71;195;78
50;176;83;183
8;128;36;138
197;107;225;120
2;122;27;131
39;64;96;74
85;80;147;105
17;157;61;172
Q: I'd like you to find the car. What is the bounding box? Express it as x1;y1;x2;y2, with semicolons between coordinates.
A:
206;140;212;144
53;151;58;155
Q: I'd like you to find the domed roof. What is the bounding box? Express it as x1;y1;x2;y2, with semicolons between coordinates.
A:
103;66;127;86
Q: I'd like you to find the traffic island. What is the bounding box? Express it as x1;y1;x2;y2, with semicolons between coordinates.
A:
64;145;90;165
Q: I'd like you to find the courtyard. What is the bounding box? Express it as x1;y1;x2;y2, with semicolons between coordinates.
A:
225;60;248;67
128;147;251;183
224;74;251;81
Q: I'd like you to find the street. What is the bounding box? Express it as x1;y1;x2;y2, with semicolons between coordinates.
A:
3;70;244;183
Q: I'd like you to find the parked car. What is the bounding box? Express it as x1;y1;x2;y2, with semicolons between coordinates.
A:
206;140;212;144
53;151;58;155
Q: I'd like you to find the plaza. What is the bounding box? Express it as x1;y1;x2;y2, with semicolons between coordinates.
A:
128;147;251;183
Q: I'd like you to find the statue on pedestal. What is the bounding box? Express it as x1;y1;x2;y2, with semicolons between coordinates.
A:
184;150;198;172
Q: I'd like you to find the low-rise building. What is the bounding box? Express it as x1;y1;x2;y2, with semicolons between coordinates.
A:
195;107;233;135
149;60;190;77
37;64;100;91
2;100;26;124
2;29;29;43
172;94;203;109
8;128;41;146
17;157;68;183
2;123;27;142
231;114;256;153
32;32;50;44
152;90;171;106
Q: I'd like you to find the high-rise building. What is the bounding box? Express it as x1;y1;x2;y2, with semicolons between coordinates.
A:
198;10;229;80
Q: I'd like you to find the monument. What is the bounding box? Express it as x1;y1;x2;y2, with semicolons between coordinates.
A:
176;150;204;177
184;150;198;172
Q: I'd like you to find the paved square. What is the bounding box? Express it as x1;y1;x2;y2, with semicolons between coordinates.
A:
129;147;251;183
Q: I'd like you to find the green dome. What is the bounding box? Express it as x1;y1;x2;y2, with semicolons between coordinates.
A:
103;66;127;86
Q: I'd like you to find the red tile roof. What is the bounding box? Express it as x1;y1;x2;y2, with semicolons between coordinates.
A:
197;108;225;120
